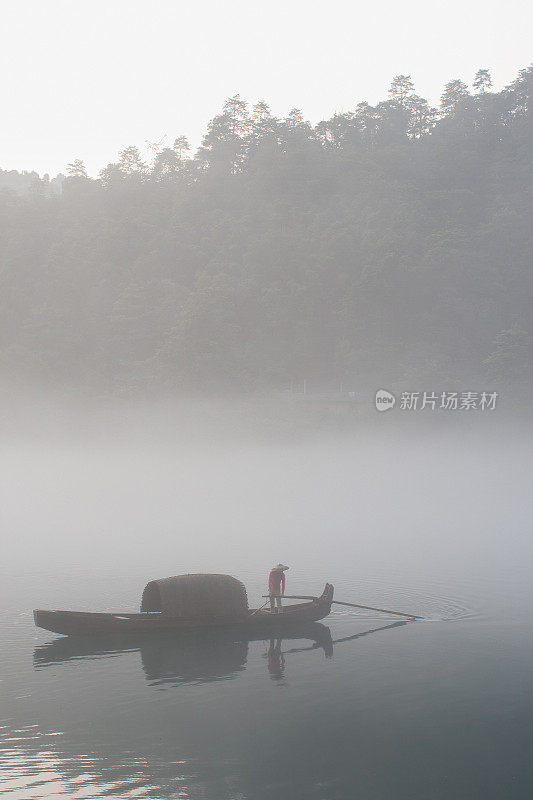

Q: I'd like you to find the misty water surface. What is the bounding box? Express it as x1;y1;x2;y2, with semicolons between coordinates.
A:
1;405;532;799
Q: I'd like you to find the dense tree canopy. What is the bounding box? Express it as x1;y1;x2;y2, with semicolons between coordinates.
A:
0;67;532;394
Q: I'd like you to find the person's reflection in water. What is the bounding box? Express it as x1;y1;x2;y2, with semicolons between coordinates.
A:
267;638;286;681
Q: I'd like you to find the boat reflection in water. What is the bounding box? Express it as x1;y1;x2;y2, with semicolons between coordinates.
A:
35;619;406;685
34;622;336;685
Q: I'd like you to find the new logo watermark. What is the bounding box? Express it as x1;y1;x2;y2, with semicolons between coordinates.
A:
375;389;396;411
375;390;498;412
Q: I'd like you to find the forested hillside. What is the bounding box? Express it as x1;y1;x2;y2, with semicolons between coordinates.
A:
0;169;63;197
1;68;532;395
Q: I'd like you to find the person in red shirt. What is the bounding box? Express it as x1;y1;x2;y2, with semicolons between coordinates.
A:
268;564;289;613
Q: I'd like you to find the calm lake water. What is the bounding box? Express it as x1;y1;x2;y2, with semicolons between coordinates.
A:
1;419;532;799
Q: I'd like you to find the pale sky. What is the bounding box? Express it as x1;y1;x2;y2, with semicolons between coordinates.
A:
2;0;532;177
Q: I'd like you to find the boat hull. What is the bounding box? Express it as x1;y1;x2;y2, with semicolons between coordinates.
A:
34;583;334;637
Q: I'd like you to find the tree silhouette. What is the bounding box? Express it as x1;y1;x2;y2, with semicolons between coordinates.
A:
440;79;470;114
389;75;415;107
66;159;88;178
473;69;493;94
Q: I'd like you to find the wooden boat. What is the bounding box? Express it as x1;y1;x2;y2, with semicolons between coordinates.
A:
33;581;334;637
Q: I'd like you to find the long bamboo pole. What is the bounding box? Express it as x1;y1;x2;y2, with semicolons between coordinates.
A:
261;594;422;620
331;600;422;620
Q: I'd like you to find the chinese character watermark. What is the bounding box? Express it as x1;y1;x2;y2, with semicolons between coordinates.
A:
375;390;498;412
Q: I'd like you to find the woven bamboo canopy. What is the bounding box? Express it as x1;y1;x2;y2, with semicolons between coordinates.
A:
140;574;249;618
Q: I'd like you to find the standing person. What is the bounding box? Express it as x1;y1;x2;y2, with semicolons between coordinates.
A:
268;564;289;613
